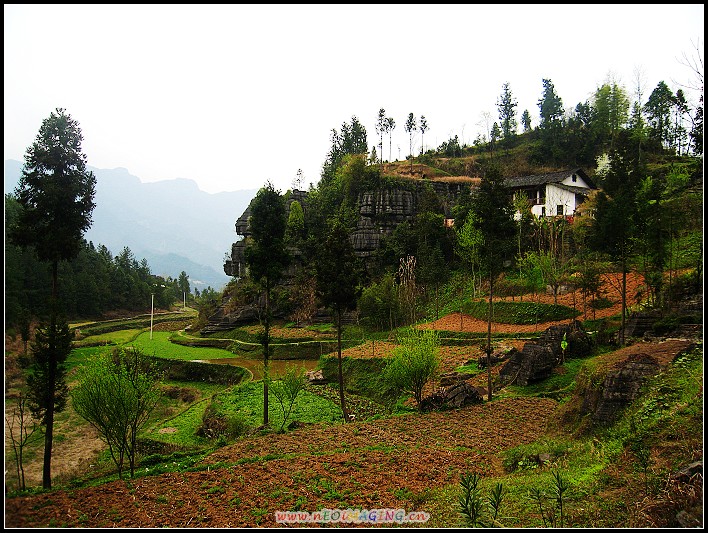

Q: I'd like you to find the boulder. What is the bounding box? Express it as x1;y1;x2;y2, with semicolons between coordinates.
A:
420;382;483;411
305;369;327;385
583;353;661;425
498;322;592;386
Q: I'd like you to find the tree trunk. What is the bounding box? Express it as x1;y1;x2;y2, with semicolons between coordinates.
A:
263;283;270;426
620;257;627;346
336;308;349;422
42;261;60;489
487;272;494;401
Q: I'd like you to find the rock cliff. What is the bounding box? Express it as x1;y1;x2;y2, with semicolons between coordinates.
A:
224;180;472;275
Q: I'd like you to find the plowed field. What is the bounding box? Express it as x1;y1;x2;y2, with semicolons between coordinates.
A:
8;271;694;528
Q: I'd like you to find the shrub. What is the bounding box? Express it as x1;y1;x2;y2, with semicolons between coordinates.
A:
382;328;440;410
270;366;307;431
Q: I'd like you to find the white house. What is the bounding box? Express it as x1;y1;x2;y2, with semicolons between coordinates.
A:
504;168;597;218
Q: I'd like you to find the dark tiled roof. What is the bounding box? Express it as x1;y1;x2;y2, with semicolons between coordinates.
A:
504;168;596;189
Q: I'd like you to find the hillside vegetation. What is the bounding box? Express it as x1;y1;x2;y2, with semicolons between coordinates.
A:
5;89;703;527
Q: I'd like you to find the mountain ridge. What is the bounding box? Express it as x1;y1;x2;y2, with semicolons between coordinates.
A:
4;159;257;291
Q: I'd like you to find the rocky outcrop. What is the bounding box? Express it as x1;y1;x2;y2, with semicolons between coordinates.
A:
225;182;473;273
200;303;260;335
498;321;592;386
224;189;308;279
582;352;662;425
305;369;326;385
439;370;476;387
350;189;417;257
349;182;471;259
219;181;472;326
420;381;484;411
557;339;697;431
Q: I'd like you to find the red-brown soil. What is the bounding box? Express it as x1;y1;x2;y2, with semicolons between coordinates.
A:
5;397;558;528
5;271;700;528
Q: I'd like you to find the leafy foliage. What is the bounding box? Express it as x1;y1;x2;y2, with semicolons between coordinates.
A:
462;300;579;324
383;328;440;409
71;347;163;478
9;108;96;269
269;366;307;431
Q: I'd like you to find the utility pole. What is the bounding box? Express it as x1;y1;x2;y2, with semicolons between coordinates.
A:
150;293;154;339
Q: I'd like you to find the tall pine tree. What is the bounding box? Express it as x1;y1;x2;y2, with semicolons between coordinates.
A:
9;108;96;489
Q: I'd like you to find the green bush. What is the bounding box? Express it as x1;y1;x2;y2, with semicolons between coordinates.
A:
382;328;440;410
150;357;250;385
462;300;580;324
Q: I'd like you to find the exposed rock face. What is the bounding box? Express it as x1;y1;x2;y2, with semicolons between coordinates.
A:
351;189;416;257
224;240;248;278
439;370;476;387
420;381;484;411
224;189;308;278
582;353;661;425
219;181;471;329
498;321;592;386
349;182;471;259
200;303;260;335
224;182;472;275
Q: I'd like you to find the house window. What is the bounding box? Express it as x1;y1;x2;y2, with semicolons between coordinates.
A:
572;174;577;182
541;206;546;216
557;205;564;216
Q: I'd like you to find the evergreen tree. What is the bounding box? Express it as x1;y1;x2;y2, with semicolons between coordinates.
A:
405;113;417;169
244;183;290;426
587;131;644;345
315;219;361;422
25;317;72;488
644;81;674;150
8;107;96;489
321;116;368;184
537;79;565;161
497;82;518;140
690;94;703;155
470;165;516;399
521;109;532;133
671;88;690;155
490;122;502;150
177;271;190;300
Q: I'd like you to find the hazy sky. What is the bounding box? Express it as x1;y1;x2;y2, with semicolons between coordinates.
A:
4;4;704;194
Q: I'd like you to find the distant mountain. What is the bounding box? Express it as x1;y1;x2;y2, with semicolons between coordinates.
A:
5;160;257;291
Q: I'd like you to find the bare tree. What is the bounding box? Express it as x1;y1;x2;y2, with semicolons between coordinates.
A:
5;392;41;490
675;37;704;93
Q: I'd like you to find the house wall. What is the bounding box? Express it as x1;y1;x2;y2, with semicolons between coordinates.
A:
531;184;577;217
560;173;591;189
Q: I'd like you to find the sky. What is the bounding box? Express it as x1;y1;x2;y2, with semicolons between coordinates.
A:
4;4;704;195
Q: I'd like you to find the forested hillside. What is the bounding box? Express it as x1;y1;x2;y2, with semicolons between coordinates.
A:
218;74;703;337
4;68;703;529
